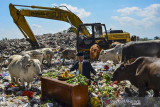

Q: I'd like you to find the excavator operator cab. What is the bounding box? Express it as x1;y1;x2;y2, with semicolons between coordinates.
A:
77;23;109;52
95;24;103;37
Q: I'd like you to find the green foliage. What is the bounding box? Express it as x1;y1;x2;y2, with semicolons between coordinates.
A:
154;36;160;40
139;37;152;41
99;85;115;99
66;74;88;85
2;37;8;41
47;100;52;103
43;72;59;79
67;27;74;33
103;73;111;84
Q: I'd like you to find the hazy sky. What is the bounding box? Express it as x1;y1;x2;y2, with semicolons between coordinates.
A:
0;0;160;40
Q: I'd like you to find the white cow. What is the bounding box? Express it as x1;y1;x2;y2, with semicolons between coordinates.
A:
98;44;124;64
21;50;44;64
8;55;42;88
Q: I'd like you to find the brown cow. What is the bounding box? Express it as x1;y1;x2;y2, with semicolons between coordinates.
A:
90;44;101;61
62;49;77;64
111;42;120;48
112;57;160;97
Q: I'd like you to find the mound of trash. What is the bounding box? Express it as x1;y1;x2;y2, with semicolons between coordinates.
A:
0;32;76;57
0;32;158;106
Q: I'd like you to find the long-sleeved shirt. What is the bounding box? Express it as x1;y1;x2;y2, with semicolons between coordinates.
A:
70;60;96;79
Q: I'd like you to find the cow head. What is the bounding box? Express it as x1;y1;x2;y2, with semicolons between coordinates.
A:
26;59;42;78
32;50;43;56
90;44;101;60
98;49;106;61
111;64;128;82
21;54;31;69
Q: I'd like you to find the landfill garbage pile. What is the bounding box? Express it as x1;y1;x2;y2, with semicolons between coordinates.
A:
0;55;80;106
36;32;76;51
0;38;32;57
0;32;157;106
0;32;76;57
0;57;157;107
0;68;41;106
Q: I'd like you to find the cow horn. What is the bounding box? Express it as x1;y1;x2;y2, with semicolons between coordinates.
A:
25;64;31;68
29;60;33;63
135;63;144;76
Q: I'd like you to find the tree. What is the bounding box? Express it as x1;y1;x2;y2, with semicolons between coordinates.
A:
67;27;74;33
2;37;8;41
154;36;159;40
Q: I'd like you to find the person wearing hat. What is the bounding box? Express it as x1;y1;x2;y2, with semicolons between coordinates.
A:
70;52;97;84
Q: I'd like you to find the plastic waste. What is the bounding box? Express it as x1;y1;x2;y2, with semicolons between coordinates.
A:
22;91;34;98
47;103;54;107
23;103;29;107
1;73;9;77
0;102;7;106
104;65;109;71
3;82;9;87
76;69;82;76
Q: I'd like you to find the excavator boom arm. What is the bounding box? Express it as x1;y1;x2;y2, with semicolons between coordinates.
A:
9;3;90;48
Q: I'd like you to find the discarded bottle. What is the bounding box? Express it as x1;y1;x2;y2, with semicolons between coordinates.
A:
76;69;79;75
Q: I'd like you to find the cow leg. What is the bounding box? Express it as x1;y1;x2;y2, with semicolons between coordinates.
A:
27;82;31;89
90;58;93;62
62;57;65;65
22;81;25;87
117;56;121;64
153;90;159;97
138;89;146;97
138;82;147;97
122;55;126;63
47;59;51;67
46;55;51;67
20;78;26;89
42;58;44;64
16;77;21;85
49;59;52;67
11;76;15;83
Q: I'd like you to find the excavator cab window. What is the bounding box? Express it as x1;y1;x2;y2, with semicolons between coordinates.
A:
79;26;93;38
94;24;106;38
94;24;108;49
77;23;109;52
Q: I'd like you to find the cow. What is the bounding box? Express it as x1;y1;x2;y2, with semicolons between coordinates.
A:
98;44;124;64
21;50;44;64
90;44;101;61
111;42;120;48
8;55;42;88
112;57;160;97
8;54;30;70
131;35;139;41
62;49;77;64
122;40;160;63
41;48;56;67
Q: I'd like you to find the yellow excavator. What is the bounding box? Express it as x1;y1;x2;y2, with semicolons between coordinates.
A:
9;3;130;52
